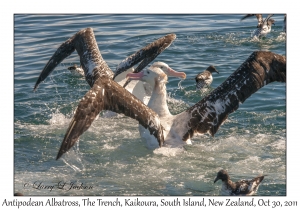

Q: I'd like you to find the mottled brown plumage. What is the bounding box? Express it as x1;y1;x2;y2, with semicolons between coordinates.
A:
34;28;173;159
34;28;175;90
174;51;286;142
214;169;265;195
56;77;164;160
195;65;219;90
126;51;286;148
240;14;275;38
114;33;176;88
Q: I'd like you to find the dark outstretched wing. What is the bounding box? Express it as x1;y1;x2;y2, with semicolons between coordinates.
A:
263;14;274;26
34;28;113;90
113;33;176;87
241;14;263;27
56;77;164;160
33;34;76;91
171;51;286;142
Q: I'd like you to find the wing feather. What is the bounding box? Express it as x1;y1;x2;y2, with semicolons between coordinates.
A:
33;28;113;90
33;35;76;90
174;51;286;141
113;33;176;87
56;77;164;160
240;14;263;27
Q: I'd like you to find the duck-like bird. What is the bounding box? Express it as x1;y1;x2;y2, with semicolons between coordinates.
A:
195;65;219;91
214;169;266;196
34;28;177;159
127;51;285;148
241;14;275;38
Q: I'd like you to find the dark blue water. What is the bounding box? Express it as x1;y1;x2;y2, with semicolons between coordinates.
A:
14;14;286;196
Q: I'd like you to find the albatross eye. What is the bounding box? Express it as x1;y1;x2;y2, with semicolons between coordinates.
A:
147;71;150;74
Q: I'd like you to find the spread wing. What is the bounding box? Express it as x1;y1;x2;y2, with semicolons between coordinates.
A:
241;14;263;27
33;33;76;90
263;14;274;26
34;28;176;91
56;76;164;160
34;27;113;90
171;51;286;142
233;175;265;195
113;33;176;87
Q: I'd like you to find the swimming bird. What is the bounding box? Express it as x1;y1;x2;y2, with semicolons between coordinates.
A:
241;14;275;38
214;169;265;196
33;28;177;159
195;65;219;91
67;64;85;76
126;51;286;148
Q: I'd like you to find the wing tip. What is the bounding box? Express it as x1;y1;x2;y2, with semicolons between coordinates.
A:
33;78;41;91
56;153;62;160
56;145;67;160
33;85;38;92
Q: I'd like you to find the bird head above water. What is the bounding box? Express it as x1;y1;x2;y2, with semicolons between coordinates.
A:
214;169;230;183
150;62;186;79
206;65;219;74
127;62;186;88
127;66;168;88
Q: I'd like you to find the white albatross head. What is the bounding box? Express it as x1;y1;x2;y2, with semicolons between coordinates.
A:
126;62;186;88
126;67;167;88
150;62;186;79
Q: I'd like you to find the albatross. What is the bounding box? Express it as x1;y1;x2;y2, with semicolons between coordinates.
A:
62;49;285;157
67;61;186;104
33;27;179;159
127;51;286;148
34;28;286;160
241;14;275;38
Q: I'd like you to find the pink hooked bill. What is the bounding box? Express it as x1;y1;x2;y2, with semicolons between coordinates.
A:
126;71;145;80
166;67;186;79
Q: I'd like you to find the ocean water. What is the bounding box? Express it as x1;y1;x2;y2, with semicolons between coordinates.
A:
14;14;286;196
